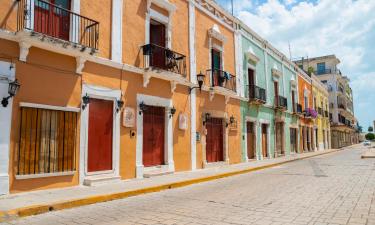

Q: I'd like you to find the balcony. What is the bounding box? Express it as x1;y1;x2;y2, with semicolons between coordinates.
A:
304;108;318;119
318;107;323;116
248;85;266;104
17;0;99;50
275;96;287;110
207;69;236;92
316;69;332;75
142;44;187;76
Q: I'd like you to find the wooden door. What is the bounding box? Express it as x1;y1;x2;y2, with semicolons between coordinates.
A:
206;118;224;163
88;99;113;172
290;128;297;153
143;106;165;167
261;124;268;158
34;0;71;41
150;20;166;69
247;122;255;159
248;69;255;98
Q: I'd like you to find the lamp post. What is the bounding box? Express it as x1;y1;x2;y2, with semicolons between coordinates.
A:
189;71;205;94
1;79;20;107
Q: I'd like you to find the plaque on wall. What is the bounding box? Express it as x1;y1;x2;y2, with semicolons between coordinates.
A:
179;113;188;130
123;107;135;127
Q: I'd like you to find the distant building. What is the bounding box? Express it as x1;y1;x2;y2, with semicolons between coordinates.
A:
294;55;359;148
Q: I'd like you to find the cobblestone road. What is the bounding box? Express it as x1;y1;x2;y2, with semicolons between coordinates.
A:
3;145;375;225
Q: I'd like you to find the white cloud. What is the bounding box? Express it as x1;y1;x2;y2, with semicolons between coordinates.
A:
237;0;375;127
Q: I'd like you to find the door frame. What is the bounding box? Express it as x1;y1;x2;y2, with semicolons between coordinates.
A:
244;116;257;162
79;84;121;184
0;61;15;195
136;94;174;178
202;110;229;167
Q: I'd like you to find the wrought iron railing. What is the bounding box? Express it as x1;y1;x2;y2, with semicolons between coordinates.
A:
207;69;236;92
316;69;332;75
17;0;99;50
275;95;287;109
248;85;266;103
142;43;187;76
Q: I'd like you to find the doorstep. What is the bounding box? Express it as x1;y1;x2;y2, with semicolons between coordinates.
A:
0;148;343;222
143;165;174;178
83;174;121;186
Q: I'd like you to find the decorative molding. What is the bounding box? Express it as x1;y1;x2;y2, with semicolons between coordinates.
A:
147;0;176;13
225;95;230;105
209;89;215;101
170;81;177;93
143;72;152;87
194;0;235;29
76;56;86;74
272;68;282;78
208;24;227;43
19;41;31;62
245;47;260;64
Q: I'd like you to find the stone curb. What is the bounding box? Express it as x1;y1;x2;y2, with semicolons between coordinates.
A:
0;148;343;222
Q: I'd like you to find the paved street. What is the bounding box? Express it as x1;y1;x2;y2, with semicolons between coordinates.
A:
3;145;375;225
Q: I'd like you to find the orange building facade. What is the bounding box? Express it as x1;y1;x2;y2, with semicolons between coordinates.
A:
0;0;244;194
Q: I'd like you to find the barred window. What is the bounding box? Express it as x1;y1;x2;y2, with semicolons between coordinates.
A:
17;107;77;175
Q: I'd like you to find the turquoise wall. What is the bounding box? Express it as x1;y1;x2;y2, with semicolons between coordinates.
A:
240;31;298;161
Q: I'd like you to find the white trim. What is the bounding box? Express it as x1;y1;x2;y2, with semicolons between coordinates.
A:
70;0;81;43
15;171;75;180
111;0;123;63
148;0;177;13
19;102;80;112
150;9;169;25
189;0;197;170
136;94;174;178
264;50;269;104
0;61;15;195
79;84;121;184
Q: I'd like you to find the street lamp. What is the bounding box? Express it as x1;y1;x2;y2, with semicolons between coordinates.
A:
1;79;20;107
189;71;205;94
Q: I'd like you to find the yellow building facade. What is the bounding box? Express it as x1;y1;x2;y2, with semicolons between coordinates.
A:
312;75;331;150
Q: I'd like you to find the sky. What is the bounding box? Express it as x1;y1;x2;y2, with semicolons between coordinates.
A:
215;0;375;130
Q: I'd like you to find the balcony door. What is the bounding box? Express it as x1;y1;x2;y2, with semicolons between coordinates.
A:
248;68;255;97
274;82;279;106
34;0;71;41
211;49;222;87
150;20;166;69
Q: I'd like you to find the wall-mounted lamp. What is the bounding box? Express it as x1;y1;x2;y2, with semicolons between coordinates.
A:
1;79;20;107
139;102;148;115
81;94;90;110
169;106;176;118
227;115;235;127
189;71;205;94
202;113;210;126
116;99;124;113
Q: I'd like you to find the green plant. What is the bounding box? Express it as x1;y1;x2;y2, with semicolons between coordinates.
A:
307;66;314;76
365;133;375;141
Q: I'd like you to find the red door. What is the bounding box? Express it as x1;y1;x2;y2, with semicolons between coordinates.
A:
262;124;268;158
34;0;71;41
143;106;165;167
206;118;224;163
88;99;113;172
150;20;166;69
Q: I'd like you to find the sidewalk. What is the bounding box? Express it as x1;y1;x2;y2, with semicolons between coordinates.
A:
0;148;344;222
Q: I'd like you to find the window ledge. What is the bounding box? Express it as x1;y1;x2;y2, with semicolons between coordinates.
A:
15;171;75;180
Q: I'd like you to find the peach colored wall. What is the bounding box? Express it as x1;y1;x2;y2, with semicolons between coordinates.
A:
0;0;17;31
123;0;190;79
298;74;313;126
195;92;242;169
195;8;236;85
81;0;112;59
0;39;82;193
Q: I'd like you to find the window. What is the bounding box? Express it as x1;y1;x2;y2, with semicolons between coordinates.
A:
17;107;77;175
304;96;308;109
321;80;327;84
317;62;326;75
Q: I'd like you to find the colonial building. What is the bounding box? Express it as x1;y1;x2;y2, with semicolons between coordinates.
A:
311;74;330;150
238;22;300;160
0;0;245;194
295;55;358;148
